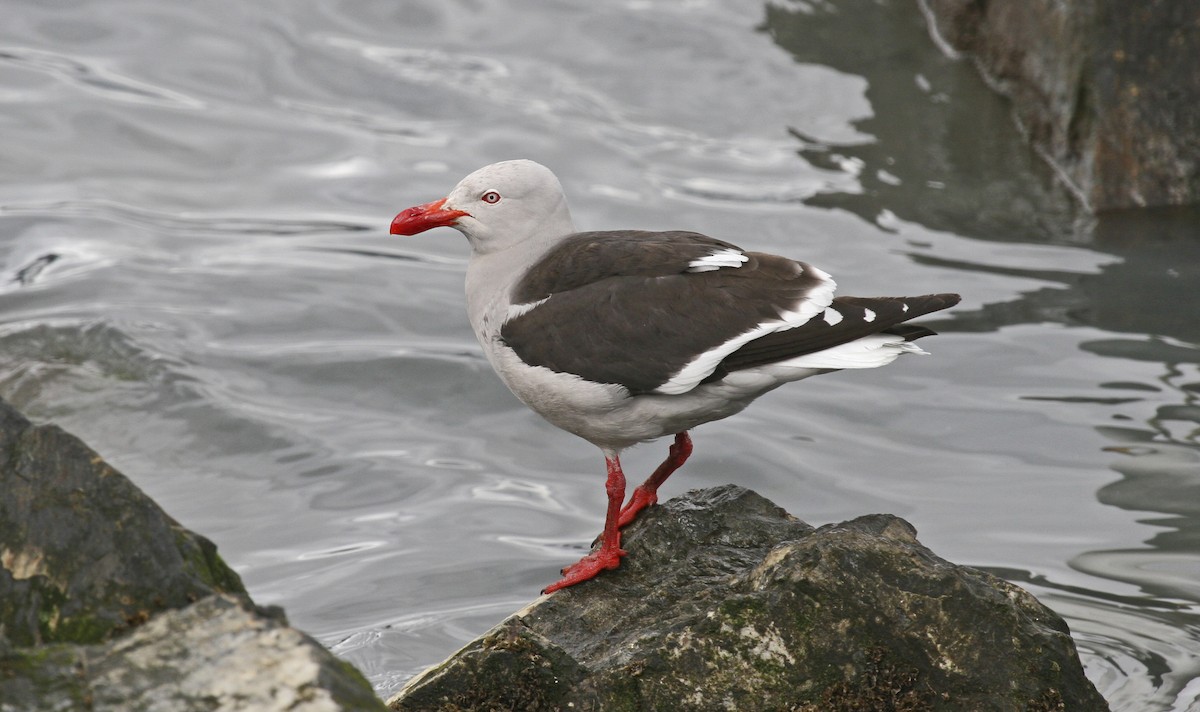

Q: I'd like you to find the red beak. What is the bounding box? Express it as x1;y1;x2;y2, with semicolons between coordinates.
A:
389;198;469;236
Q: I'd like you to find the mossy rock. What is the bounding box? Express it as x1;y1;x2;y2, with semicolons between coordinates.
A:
0;396;245;646
390;486;1108;711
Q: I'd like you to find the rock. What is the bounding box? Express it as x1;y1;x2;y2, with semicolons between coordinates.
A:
0;397;245;646
0;396;387;711
388;485;1109;711
0;393;1110;709
0;595;387;712
760;0;1082;243
923;0;1200;211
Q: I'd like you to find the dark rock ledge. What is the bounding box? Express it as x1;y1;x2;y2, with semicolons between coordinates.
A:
0;396;387;711
922;0;1199;212
0;394;1108;710
389;486;1109;711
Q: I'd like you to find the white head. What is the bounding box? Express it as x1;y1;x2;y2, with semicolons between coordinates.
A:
390;160;575;254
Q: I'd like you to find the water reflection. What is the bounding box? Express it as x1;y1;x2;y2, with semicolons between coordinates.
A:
760;0;1080;243
764;1;1200;707
1087;207;1200;344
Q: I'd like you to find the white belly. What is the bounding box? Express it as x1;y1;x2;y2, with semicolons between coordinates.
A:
484;337;818;452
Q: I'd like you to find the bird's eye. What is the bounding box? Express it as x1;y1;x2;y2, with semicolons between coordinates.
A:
481;191;501;204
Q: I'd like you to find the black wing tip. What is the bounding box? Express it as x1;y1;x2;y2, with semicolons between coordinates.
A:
898;292;961;318
882;293;960;342
884;323;939;341
834;292;961;320
909;292;961;309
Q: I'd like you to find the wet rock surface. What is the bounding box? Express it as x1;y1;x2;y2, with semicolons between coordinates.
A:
389;485;1109;711
0;393;1109;710
0;595;387;712
0;398;245;646
0;396;386;711
924;0;1200;211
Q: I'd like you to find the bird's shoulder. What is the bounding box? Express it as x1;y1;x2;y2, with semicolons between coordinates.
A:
511;230;752;304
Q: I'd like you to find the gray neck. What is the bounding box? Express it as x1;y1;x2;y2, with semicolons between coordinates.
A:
463;211;575;340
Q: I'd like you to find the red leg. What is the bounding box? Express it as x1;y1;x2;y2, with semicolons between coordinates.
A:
617;431;692;528
542;451;628;594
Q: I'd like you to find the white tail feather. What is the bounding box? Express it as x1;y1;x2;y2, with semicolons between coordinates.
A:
772;334;928;371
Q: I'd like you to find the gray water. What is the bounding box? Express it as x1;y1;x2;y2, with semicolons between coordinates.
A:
3;0;1199;708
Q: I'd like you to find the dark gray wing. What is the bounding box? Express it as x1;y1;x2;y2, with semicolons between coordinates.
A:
501;231;835;394
510;230;741;303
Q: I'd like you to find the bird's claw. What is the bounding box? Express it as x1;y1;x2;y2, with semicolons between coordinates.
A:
543;547;627;594
617;487;658;528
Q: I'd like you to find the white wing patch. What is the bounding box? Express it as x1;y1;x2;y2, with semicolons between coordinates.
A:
687;249;749;273
822;307;843;326
504;296;550;323
654;264;838;395
863;308;876;322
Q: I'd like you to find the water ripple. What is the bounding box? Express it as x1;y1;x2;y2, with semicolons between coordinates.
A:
0;46;203;109
1;198;369;236
303;246;464;267
470;476;564;511
325;34;822;206
329;40;510;86
274;97;451;145
985;567;1200;709
297;540;389;561
648;171;836;207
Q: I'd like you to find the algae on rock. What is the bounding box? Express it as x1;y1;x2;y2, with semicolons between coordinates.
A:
0;396;387;711
390;486;1108;711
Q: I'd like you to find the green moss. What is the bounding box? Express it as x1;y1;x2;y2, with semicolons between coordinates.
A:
36;582;115;645
173;528;246;595
5;641;80;671
0;643;93;709
590;670;647;712
321;657;388;711
47;613;115;645
798;647;934;712
392;620;583;712
1027;687;1067;711
714;594;765;626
